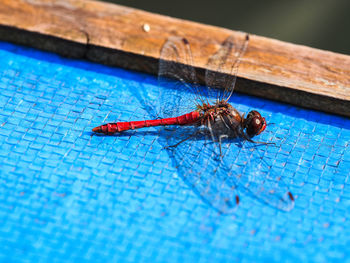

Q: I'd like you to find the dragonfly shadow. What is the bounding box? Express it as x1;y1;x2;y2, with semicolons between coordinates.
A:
90;123;293;214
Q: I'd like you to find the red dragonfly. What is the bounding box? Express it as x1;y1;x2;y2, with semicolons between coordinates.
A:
93;34;294;213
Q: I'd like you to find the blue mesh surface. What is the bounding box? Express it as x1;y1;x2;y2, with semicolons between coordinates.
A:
0;41;349;263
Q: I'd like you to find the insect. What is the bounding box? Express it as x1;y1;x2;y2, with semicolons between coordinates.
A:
93;34;295;213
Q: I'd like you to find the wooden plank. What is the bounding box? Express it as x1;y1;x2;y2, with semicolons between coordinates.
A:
0;0;349;117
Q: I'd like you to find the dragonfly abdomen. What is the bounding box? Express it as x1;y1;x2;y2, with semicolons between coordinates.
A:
92;111;200;134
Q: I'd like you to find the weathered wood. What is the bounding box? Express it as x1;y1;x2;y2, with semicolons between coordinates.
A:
0;0;349;116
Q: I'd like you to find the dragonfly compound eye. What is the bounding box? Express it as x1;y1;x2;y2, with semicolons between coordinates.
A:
245;111;266;137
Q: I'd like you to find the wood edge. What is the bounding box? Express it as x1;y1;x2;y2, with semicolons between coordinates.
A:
0;25;87;58
0;10;349;118
237;78;350;118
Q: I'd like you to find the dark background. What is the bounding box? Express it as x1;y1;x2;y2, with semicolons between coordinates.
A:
100;0;350;55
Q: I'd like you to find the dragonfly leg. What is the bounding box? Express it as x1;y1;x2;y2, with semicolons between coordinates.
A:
218;134;228;157
243;133;276;146
164;131;200;149
206;118;227;158
206;119;216;143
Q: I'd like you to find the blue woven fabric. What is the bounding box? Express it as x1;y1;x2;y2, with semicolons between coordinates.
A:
0;41;349;263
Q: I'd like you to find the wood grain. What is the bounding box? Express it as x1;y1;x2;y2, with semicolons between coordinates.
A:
0;0;349;116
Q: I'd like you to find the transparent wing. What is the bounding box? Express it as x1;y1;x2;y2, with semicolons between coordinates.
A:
158;36;207;118
158;122;294;214
160;125;241;214
158;37;240;212
221;139;295;212
205;34;249;102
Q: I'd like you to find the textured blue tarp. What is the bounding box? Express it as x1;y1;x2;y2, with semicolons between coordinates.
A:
0;41;349;263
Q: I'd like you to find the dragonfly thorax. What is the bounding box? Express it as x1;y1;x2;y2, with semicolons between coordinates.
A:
198;101;243;138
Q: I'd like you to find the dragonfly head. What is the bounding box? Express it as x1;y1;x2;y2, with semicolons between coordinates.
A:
243;110;266;137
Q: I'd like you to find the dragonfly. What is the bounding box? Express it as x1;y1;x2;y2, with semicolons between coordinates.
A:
93;33;295;213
